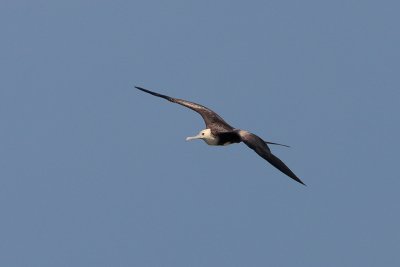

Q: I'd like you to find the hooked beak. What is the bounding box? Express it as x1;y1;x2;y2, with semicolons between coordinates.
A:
186;134;202;141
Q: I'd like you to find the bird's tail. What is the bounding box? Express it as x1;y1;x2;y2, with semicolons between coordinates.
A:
264;141;290;148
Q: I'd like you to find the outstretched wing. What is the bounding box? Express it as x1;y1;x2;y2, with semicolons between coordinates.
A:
135;86;234;132
239;130;305;185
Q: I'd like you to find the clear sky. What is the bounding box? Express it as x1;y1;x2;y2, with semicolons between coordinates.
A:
1;0;399;266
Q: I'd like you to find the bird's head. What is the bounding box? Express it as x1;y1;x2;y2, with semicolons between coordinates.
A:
186;129;217;145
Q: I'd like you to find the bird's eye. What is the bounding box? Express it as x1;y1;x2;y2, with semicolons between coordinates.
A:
202;133;205;135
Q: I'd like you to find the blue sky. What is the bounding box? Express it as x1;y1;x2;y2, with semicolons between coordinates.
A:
1;0;399;266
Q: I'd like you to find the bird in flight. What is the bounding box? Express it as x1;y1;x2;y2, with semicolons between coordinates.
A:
135;86;305;185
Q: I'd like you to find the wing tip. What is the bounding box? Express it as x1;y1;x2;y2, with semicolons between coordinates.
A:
296;178;307;186
134;86;171;100
135;86;147;92
289;173;306;186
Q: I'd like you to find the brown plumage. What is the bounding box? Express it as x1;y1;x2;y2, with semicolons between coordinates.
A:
136;86;305;185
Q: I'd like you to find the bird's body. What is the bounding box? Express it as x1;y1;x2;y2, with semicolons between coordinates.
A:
135;86;305;185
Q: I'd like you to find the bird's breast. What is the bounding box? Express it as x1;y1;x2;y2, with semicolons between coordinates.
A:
203;136;220;146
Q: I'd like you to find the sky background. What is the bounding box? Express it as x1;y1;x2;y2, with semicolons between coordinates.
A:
1;0;399;266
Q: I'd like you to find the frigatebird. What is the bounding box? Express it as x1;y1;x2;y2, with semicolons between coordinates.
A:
135;86;305;185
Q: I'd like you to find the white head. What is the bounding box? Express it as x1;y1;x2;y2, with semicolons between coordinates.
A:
186;129;218;145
